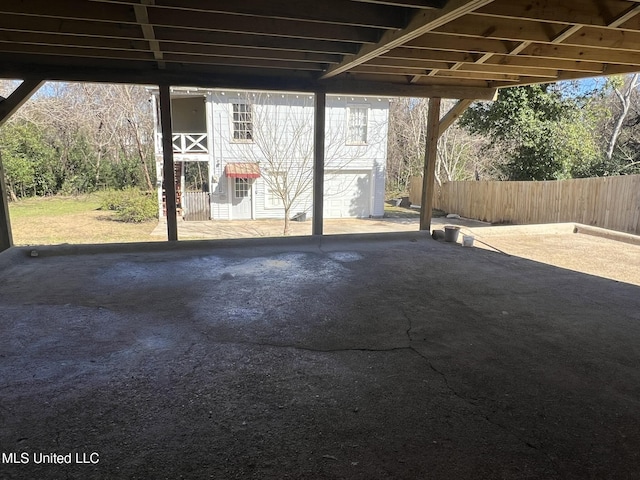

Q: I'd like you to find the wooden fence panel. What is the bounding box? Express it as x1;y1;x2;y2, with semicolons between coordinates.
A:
183;192;210;221
410;175;640;234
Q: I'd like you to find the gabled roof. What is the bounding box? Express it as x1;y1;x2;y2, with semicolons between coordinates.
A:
2;1;640;99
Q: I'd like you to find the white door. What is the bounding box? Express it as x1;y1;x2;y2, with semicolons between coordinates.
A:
230;178;253;219
324;171;371;218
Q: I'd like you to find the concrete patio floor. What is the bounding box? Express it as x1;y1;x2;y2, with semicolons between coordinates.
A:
1;232;639;479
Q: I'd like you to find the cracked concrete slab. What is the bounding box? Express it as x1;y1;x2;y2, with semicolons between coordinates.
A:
0;233;639;479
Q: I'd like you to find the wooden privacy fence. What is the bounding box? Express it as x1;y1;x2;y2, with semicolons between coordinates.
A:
409;175;640;235
182;192;210;221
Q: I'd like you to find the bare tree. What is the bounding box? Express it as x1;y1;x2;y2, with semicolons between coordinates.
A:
230;92;381;235
18;82;155;191
386;98;429;195
387;98;491;194
605;74;639;162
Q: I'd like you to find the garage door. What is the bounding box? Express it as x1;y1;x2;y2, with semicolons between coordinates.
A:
324;171;371;218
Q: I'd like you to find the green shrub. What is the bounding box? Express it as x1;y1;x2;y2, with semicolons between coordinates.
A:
101;188;157;223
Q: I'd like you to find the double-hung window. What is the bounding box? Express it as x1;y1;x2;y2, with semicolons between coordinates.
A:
347;106;368;145
232;103;253;141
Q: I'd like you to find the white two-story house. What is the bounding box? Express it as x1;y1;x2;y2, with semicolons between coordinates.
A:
151;88;389;223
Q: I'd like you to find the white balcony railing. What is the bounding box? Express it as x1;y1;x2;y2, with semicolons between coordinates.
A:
171;133;208;154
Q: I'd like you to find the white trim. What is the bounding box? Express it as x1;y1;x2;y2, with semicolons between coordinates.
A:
251;181;256;220
227;176;233;219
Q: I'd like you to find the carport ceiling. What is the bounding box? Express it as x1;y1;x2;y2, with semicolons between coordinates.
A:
3;1;640;99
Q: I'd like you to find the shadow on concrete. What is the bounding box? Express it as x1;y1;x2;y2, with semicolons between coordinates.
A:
0;234;639;479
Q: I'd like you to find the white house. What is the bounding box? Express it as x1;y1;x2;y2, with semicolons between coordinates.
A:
151;88;389;222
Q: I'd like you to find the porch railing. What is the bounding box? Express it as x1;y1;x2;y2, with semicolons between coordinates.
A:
171;133;208;154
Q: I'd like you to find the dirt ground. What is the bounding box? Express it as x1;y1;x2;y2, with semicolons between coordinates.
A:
1;232;640;479
460;223;640;287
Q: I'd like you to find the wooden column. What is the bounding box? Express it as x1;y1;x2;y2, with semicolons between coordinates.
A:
159;84;178;241
420;97;441;231
0;151;13;252
312;92;326;236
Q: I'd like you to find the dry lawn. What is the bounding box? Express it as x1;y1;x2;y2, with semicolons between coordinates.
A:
9;195;161;246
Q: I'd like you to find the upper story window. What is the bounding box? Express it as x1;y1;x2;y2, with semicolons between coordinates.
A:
232;102;253;141
347;106;368;145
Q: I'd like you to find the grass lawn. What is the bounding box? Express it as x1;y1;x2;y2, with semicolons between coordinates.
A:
8;194;161;246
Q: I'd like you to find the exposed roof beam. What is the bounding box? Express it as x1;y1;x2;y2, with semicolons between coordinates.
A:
477;0;630;27
0;14;360;56
0;32;342;64
0;58;497;99
438;99;473;137
0;2;379;44
367;57;558;77
351;0;444;8
321;0;494;79
133;0;165;69
609;4;640;28
91;0;409;30
434;9;640;51
406;33;512;54
0;78;44;127
0;44;328;71
414;3;640;85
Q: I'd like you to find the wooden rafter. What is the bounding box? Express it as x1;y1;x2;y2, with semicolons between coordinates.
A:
321;0;494;79
0;78;44;127
0;1;640;98
409;1;640;84
438;99;474;137
92;0;409;30
133;0;165;69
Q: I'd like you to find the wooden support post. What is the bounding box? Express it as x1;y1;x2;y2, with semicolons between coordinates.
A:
0;151;13;252
0;79;44;128
420;97;441;231
438;99;473;138
159;84;178;241
312;92;326;236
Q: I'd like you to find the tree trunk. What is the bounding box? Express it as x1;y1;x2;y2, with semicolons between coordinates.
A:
283;207;291;236
95;148;103;187
607;73;639;161
130;119;154;191
7;184;18;202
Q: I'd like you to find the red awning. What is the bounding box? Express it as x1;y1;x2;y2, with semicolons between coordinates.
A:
224;163;261;179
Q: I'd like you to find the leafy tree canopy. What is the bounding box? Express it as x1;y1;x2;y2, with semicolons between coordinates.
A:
460;84;601;181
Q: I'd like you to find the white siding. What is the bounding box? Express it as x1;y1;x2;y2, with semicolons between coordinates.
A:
154;89;389;221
